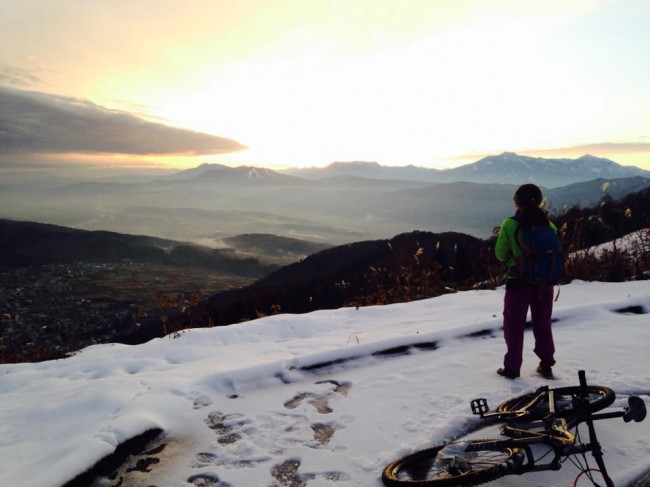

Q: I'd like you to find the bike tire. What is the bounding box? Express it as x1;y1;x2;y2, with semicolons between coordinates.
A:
382;439;522;486
496;385;615;420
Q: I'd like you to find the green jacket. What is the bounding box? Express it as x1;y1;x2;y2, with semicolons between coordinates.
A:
495;217;558;280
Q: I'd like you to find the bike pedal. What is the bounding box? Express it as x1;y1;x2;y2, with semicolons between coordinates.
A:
470;398;489;415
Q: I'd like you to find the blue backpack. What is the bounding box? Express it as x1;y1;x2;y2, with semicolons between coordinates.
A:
513;220;565;286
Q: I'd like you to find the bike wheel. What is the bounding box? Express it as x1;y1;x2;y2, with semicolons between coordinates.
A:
382;439;522;486
496;385;615;420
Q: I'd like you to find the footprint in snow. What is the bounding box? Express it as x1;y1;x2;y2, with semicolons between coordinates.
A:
283;380;351;414
191;379;353;483
187;472;233;486
270;458;351;486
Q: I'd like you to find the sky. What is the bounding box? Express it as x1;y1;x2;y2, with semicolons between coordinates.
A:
0;277;649;486
1;0;650;172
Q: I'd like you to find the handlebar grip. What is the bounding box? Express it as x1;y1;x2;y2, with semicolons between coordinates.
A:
578;370;587;388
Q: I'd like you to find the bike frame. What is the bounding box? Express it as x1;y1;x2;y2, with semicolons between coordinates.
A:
470;371;636;486
382;370;645;487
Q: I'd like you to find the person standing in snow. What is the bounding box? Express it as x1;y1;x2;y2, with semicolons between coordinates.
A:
494;183;556;380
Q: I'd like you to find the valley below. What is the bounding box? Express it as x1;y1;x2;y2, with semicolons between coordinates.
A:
0;260;255;363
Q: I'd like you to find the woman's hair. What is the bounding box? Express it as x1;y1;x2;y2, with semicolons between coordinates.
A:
513;183;550;226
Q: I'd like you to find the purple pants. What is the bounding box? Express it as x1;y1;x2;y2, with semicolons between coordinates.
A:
502;285;556;374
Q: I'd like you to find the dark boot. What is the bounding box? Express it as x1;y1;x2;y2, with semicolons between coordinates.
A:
497;368;519;379
536;364;554;379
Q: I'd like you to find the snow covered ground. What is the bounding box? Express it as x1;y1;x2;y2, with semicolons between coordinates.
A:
575;228;650;260
1;279;649;487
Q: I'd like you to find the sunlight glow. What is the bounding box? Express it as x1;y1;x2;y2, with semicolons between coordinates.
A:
2;0;649;169
153;12;611;167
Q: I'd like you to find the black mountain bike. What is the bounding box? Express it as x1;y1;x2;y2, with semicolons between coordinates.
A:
382;370;646;487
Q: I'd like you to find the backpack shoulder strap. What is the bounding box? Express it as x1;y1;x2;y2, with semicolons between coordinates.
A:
510;216;525;254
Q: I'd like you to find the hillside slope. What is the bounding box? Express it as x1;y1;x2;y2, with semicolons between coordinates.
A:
0;219;273;277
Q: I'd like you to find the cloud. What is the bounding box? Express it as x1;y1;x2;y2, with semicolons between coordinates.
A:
0;85;247;156
526;143;650;157
0;64;44;87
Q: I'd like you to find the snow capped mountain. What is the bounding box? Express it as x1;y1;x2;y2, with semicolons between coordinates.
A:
282;153;650;188
450;152;650;187
162;163;301;184
243;167;272;179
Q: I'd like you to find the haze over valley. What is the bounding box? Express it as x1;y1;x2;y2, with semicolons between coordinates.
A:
2;153;649;250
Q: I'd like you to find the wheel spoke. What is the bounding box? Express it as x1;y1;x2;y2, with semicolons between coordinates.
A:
392;446;512;481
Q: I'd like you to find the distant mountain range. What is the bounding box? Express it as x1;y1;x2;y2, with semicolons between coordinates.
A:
283;152;650;187
1;153;649;247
